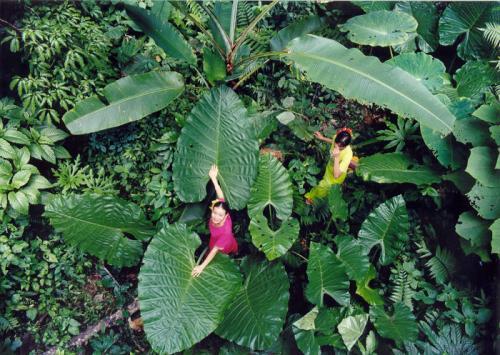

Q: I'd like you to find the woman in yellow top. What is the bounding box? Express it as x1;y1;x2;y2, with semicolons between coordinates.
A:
305;127;354;204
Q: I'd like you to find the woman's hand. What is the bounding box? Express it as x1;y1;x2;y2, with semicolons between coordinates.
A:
314;131;325;140
331;145;340;159
209;165;218;180
191;265;205;277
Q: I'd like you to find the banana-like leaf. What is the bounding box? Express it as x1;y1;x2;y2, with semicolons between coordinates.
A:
270;15;325;51
467;182;500;220
247;153;293;220
358;195;409;265
216;257;289;350
357;152;441;185
286;35;455;134
44;194;154;267
420;125;467;170
394;2;439;52
173;86;259;210
139;223;242;354
370;303;418;343
439;2;499;60
386;52;445;93
249;214;300;261
337;314;369;351
125;5;196;64
306;242;350;307
63;71;184;135
456;211;491;250
355;265;384;305
466;147;500;188
490;219;499;255
335;235;370;282
340;10;417;47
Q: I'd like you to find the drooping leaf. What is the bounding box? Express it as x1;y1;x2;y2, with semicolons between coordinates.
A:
394;2;439;52
216;257;289;350
292;307;320;355
249;214;300;261
356;265;384;306
306;242;350;306
358;195;409;265
454;60;498;98
340;10;417;47
357;153;441;186
420;125;467;170
439;2;499;60
460;238;491;263
173;86;259;210
203;48;226;84
125;4;196;64
286;35;455;134
386;52;445;92
450;98;494;148
139;223;242;354
467;182;500;220
490;126;500;145
456;211;491;250
443;170;475;194
466;147;500;187
473;103;500;124
44;194;154;267
490;219;500;254
370;303;418;343
335;235;370;282
247;153;293;220
328;185;348;222
337;314;369;351
270;15;325;51
63;72;184;135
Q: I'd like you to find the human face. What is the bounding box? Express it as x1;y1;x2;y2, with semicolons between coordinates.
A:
334;143;346;151
211;205;227;225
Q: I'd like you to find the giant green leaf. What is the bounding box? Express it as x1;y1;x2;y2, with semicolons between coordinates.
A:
352;1;395;13
249;214;300;261
357;153;441;186
456;211;491;249
394;2;439;52
340;10;417;47
203;48;226;84
125;4;196;64
306;242;350;306
473;103;500;124
490;219;500;255
173;86;259;210
63;71;184;135
420;125;467;170
490;126;500;145
286;35;455;134
370;303;418;343
337;314;369;351
356;265;384;306
335;235;370;282
139;223;242;354
467;182;500;220
454;61;498;98
216;257;289;350
386;52;445;93
466;147;500;187
44;194;154;267
439;2;499;60
247;153;293;220
358;195;409;265
270;15;325;51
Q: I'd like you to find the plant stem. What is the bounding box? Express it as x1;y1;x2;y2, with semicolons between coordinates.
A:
0;17;22;36
389;46;394;59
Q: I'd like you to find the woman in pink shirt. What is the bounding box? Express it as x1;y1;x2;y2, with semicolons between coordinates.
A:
191;165;238;277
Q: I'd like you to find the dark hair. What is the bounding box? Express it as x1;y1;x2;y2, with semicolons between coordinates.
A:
335;131;352;147
212;200;230;214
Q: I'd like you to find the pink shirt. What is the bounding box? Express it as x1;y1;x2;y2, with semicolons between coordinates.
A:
208;200;238;254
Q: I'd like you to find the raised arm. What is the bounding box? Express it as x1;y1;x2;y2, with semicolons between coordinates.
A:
191;247;219;277
209;164;224;199
314;131;334;145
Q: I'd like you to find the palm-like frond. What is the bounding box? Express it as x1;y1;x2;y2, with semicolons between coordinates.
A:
481;22;500;48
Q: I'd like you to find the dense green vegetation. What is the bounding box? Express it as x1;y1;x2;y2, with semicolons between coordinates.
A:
0;1;498;354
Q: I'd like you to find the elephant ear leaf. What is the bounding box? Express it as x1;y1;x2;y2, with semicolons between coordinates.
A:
43;194;154;267
139;223;242;354
216;257;290;350
370;303;418;343
247;153;293;220
173;86;259;210
63;71;184;135
358;195;409;265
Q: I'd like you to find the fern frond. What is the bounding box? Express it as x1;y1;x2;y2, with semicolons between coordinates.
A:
426;247;457;284
237;1;256;27
480;22;500;49
187;0;207;24
390;265;415;310
419;324;478;355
